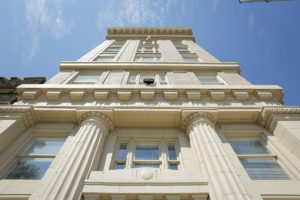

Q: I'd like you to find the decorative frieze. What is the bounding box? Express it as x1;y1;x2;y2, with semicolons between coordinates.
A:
46;90;63;101
70;90;85;101
117;90;132;101
232;90;249;101
22;90;40;100
94;90;109;100
163;90;178;100
140;90;155;100
256;90;273;101
186;90;201;100
209;90;225;101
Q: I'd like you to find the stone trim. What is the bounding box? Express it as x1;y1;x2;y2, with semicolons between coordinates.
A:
0;105;37;128
78;111;114;132
182;112;216;131
258;106;300;131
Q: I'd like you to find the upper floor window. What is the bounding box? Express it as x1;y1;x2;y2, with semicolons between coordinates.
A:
182;56;200;63
127;72;167;85
113;140;180;170
3;138;65;180
228;138;290;180
94;55;114;62
71;74;101;84
196;74;223;85
134;56;161;62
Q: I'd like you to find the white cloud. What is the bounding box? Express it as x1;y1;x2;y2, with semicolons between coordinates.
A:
248;13;255;32
96;0;174;31
25;0;71;59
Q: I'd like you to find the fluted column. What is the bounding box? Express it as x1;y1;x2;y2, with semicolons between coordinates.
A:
184;113;254;200
30;112;113;200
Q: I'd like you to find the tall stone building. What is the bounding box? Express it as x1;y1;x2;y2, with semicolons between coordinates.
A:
0;27;299;200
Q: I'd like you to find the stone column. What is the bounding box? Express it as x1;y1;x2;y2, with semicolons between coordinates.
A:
184;112;254;200
30;112;113;200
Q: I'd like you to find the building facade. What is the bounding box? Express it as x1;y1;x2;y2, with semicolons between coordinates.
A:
0;27;300;200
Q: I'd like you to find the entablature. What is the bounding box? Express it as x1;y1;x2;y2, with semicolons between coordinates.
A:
16;84;284;103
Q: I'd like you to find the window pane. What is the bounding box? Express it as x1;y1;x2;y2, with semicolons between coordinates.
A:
240;158;290;180
169;163;179;170
25;138;65;155
117;143;128;160
229;139;269;154
115;163;125;170
5;158;52;180
197;75;220;84
73;75;99;83
135;143;159;160
134;163;160;168
94;56;114;62
183;57;199;63
168;143;177;160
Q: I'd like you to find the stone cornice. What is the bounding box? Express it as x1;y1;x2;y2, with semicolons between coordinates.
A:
16;85;284;103
258;106;300;131
106;27;194;40
78;111;114;132
0;105;37;128
59;62;241;72
182;112;216;132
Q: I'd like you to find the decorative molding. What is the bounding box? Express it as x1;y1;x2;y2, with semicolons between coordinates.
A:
70;90;85;101
209;90;225;101
186;90;201;100
182;112;216;131
78;111;114;131
163;90;178;101
256;91;273;101
0;105;37;128
117;90;132;101
140;90;155;100
258;106;300;131
22;90;40;100
94;90;109;100
107;28;193;37
232;90;249;101
46;90;63;101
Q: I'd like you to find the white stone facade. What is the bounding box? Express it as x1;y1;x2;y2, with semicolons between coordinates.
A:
0;27;300;200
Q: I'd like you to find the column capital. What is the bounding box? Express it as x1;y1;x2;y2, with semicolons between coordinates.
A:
78;111;114;131
182;112;216;132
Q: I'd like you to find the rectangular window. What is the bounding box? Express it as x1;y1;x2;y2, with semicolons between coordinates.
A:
228;138;290;180
94;56;114;62
72;75;100;84
127;73;168;85
134;56;160;62
4;138;65;180
113;140;179;170
197;74;223;85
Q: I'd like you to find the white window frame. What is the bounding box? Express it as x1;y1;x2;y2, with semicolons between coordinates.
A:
227;135;291;180
195;73;224;85
71;74;102;84
1;134;66;180
112;139;180;170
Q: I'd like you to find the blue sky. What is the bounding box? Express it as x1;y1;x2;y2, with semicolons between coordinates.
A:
0;0;299;105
